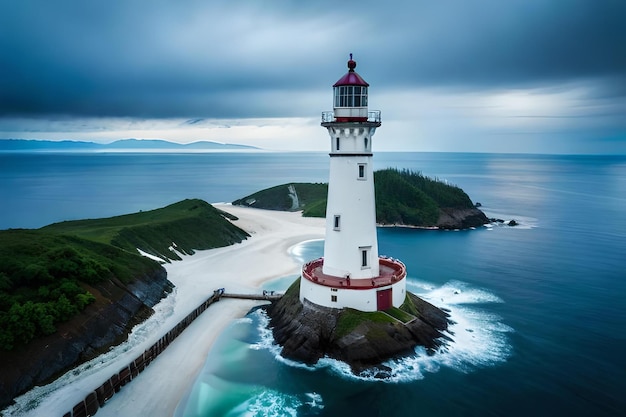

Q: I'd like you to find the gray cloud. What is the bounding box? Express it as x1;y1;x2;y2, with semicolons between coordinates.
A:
375;1;626;86
0;0;624;122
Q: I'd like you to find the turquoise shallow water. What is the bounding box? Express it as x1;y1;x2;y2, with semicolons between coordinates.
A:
2;152;625;416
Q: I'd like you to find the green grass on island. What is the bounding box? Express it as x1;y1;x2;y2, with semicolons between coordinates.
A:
0;199;249;351
334;308;398;338
334;295;421;338
232;168;476;227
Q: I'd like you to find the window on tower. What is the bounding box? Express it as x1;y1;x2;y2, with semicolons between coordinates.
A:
334;215;341;231
336;137;340;151
360;246;371;269
358;164;366;179
361;249;369;268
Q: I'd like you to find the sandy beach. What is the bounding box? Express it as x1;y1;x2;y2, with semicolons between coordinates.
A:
6;205;324;417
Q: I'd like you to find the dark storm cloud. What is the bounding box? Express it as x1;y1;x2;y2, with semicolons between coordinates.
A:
0;1;336;118
0;0;624;119
366;1;626;88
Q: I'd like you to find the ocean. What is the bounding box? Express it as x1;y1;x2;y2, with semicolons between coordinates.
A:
1;151;625;416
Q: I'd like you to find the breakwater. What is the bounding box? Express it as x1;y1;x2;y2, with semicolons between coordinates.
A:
62;289;229;417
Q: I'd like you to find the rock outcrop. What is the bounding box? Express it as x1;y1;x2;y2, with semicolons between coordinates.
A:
266;280;450;374
436;207;490;229
0;268;173;409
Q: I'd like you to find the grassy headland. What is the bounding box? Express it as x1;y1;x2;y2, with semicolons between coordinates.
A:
233;168;484;228
42;199;250;261
0;199;249;352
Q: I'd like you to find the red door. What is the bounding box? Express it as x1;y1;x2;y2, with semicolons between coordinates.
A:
376;288;392;311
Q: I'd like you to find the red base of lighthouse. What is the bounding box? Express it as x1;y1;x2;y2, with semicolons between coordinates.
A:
302;257;406;290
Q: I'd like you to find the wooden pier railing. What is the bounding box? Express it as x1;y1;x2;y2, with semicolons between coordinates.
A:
62;288;280;417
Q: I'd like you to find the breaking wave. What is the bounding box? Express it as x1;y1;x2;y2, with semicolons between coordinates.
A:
251;279;513;383
224;390;324;417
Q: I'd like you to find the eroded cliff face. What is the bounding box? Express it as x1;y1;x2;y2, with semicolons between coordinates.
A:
0;267;173;409
266;280;450;374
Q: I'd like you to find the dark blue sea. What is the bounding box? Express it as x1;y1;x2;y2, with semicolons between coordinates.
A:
1;151;625;416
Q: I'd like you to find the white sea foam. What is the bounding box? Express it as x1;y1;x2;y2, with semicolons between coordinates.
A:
252;280;513;383
250;311;318;371
482;210;538;229
238;390;300;417
414;280;504;305
303;392;324;410
227;389;324;417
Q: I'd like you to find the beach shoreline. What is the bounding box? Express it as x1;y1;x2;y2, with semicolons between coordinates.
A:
4;205;324;417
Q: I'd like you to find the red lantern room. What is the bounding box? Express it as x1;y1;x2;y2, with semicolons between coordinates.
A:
332;54;370;122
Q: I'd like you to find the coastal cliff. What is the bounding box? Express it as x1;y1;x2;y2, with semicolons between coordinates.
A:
266;279;450;374
0;199;249;408
0;267;172;408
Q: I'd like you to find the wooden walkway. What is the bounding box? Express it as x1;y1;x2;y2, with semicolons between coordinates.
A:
221;292;283;302
62;288;281;416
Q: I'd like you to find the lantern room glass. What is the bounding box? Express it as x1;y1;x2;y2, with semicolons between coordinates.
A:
334;86;368;108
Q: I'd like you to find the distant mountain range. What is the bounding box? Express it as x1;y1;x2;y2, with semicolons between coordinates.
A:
0;139;259;151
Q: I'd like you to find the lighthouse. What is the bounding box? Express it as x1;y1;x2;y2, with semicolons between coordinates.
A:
300;55;406;312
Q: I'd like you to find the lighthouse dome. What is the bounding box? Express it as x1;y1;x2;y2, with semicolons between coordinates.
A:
330;54;370;122
333;55;370;87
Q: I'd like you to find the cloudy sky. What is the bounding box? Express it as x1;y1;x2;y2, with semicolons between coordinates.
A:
1;0;624;153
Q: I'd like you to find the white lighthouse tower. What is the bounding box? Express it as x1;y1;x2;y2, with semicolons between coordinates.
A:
300;55;406;312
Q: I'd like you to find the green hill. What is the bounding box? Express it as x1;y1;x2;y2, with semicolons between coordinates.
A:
232;169;487;228
0;199;249;352
374;168;475;226
0;199;250;406
42;199;250;261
